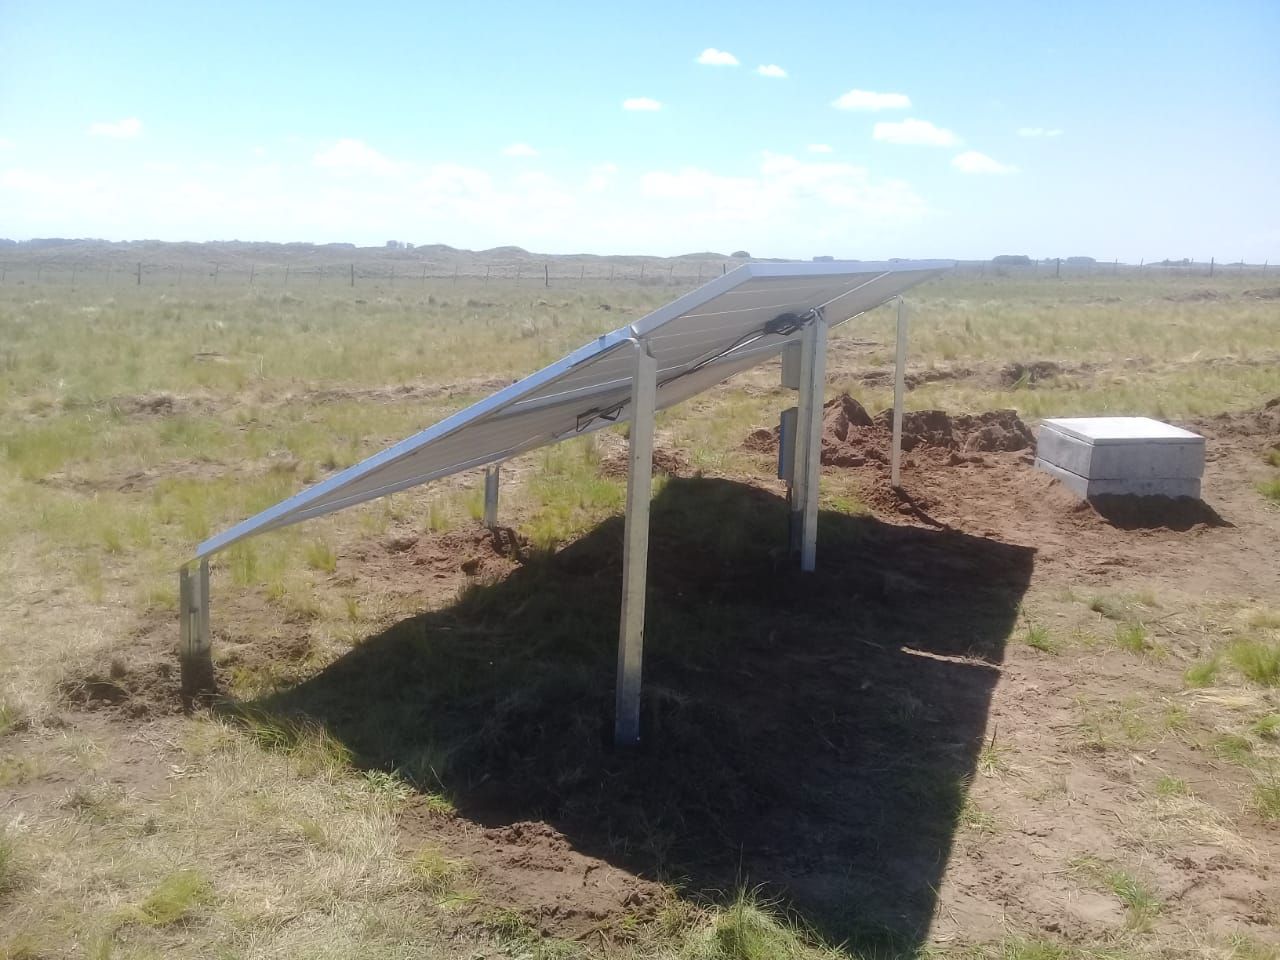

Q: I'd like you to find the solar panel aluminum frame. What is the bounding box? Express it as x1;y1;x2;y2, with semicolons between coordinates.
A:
194;259;952;560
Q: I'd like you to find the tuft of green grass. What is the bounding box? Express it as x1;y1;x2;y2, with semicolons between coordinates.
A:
1229;639;1280;686
1155;774;1189;797
303;538;338;574
1184;656;1221;688
132;869;214;926
1251;714;1280;741
1252;774;1280;821
1258;475;1280;503
978;738;1010;776
690;890;835;960
425;500;453;533
1114;622;1152;654
1211;733;1255;766
1089;594;1136;622
410;846;471;899
1072;857;1163;931
1024;623;1060;654
232;710;353;777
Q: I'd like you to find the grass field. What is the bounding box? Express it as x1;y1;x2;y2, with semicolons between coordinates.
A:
1;257;1279;959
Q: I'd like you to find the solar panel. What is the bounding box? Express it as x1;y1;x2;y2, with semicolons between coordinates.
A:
196;260;952;558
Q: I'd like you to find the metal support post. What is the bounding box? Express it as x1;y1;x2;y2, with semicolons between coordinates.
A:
178;559;213;704
614;341;657;747
890;297;908;488
790;324;815;560
483;466;500;529
799;311;827;572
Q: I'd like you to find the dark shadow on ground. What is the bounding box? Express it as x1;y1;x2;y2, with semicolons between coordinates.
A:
244;477;1034;952
1087;494;1231;531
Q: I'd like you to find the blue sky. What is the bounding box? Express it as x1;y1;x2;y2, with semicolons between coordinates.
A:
2;0;1277;260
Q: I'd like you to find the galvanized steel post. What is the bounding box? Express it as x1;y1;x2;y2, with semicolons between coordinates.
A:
483;466;500;529
791;325;814;562
799;310;827;572
614;340;657;747
178;559;213;705
891;297;908;488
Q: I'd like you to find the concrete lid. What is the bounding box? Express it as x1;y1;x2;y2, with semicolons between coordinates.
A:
1040;416;1203;445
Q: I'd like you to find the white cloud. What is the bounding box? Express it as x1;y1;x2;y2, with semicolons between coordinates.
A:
623;97;662;112
0;143;926;259
952;151;1018;174
251;146;267;157
696;47;739;66
807;144;833;154
502;142;539;157
756;64;787;78
872;118;958;147
88;117;142;139
1017;127;1063;138
639;152;925;228
313;138;400;175
832;89;910;111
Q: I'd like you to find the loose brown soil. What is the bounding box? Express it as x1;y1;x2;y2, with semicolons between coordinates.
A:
597;445;690;479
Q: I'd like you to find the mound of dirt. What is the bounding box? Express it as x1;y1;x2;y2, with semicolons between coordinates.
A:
1191;397;1280;442
598;446;690;480
742;395;1035;470
1242;287;1280;300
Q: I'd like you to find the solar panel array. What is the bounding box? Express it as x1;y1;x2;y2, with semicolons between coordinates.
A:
197;260;951;558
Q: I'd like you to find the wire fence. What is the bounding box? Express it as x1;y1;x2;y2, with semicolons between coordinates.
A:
0;260;736;289
0;257;1272;290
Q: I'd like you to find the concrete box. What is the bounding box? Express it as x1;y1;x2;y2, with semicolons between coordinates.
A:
1035;416;1204;499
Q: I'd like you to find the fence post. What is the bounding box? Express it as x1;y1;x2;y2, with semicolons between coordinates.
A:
249;264;255;286
484;265;490;283
1209;257;1214;278
136;262;142;286
640;263;645;284
544;263;549;287
284;266;289;287
1055;258;1061;279
580;264;585;283
350;263;355;287
516;266;521;284
609;264;615;282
